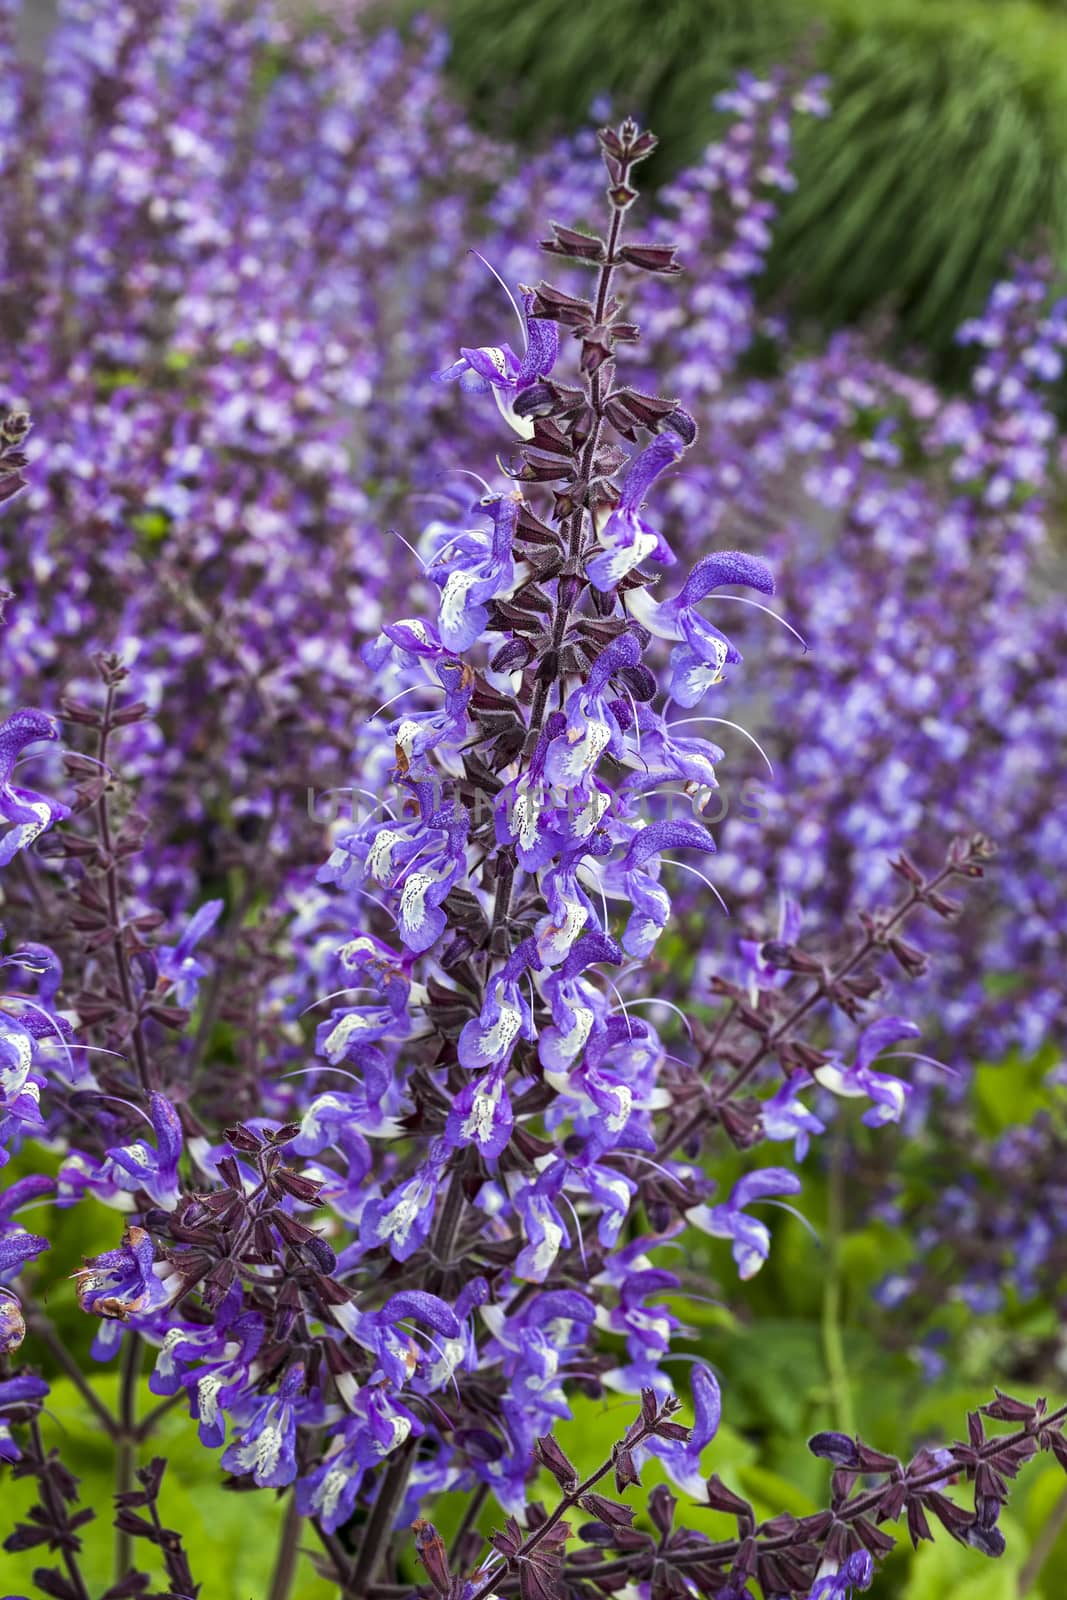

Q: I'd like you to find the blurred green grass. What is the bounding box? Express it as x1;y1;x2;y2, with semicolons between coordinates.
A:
423;0;1067;363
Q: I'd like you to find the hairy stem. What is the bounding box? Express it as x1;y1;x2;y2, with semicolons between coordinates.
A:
468;1415;658;1600
113;1331;142;1582
559;1401;1067;1584
349;1436;418;1592
524;156;636;749
449;1480;489;1563
25;1309;119;1438
266;1492;303;1600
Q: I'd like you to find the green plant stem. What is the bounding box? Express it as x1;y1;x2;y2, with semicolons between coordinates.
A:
821;1128;855;1435
114;1332;142;1583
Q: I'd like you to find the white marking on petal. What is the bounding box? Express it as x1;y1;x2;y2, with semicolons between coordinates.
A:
197;1372;224;1428
366;828;407;882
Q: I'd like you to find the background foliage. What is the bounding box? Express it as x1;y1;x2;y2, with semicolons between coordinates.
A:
434;0;1067;359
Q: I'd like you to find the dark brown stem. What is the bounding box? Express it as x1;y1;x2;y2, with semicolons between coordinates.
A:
659;862;959;1162
266;1492;303;1600
349;1436;418;1592
722;872;947;1100
28;1416;93;1600
468;1417;658;1600
449;1480;489;1563
557;1403;1067;1584
26;1309;119;1438
524;156;636;748
113;1331;142;1582
16;846;48;916
430;1168;466;1271
311;1517;354;1592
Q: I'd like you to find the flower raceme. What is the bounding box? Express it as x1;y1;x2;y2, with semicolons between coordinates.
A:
0;108;1061;1600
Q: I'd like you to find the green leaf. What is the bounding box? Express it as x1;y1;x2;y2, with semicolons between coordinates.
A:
1;1375;332;1598
902;1509;1027;1600
973;1044;1057;1135
736;1462;818;1518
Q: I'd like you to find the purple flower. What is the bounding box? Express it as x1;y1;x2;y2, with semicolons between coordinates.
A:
761;1075;826;1161
458;940;540;1071
0;1172;53;1283
645;1364;722;1495
814;1016;919;1126
444;1067;514;1159
157;899;223;1007
616;819;717;958
425;491;521;653
808;1551;874;1599
175;1313;265;1449
626;550;775;707
512;1165;570;1283
72;1225;169;1320
595;1256;680;1378
574;1160;638;1246
480;1290;596;1479
533;861;600;965
332;1289;462;1389
687;1168;803;1279
293;1083;405;1152
622;709;725;811
0;1010;47;1152
360;1162;441;1263
434;288;558;437
99;1092;183;1209
0;1374;49;1462
220;1364;308;1488
586;430;687;590
537;934;619;1073
297;1385;423;1532
544;683;628;793
0;709;68;866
